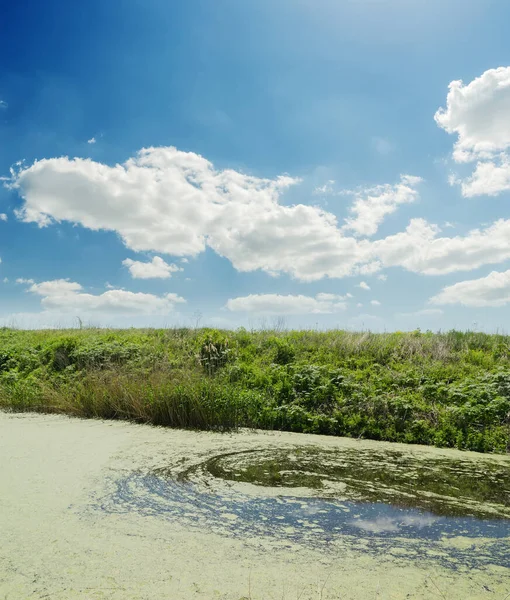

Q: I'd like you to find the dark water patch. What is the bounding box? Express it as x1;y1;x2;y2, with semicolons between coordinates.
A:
98;472;510;571
173;446;510;519
93;444;510;571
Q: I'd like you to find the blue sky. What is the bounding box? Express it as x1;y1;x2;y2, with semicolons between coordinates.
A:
2;0;510;330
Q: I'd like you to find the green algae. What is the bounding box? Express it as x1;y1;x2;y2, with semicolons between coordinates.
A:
194;446;510;519
2;412;509;599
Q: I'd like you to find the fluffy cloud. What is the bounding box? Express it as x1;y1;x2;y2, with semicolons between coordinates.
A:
10;147;299;258
23;278;185;314
9;146;510;281
372;218;510;275
225;293;349;315
436;66;510;196
122;256;182;279
343;175;422;237
358;281;371;290
0;213;7;221
435;67;510;162
370;300;381;306
8;147;379;281
430;270;510;307
459;156;510;197
87;137;97;145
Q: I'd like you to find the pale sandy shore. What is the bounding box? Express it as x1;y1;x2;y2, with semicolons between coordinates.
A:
0;412;509;599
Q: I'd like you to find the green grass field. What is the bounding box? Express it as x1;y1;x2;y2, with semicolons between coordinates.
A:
1;326;509;453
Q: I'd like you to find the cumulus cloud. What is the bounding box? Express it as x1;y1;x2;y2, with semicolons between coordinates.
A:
225;293;349;315
9;145;510;281
373;217;510;275
0;100;7;109
0;213;7;221
21;278;185;314
122;256;182;279
435;67;510;162
87;137;97;145
460;156;510;197
358;281;371;290
430;270;510;307
436;66;510;196
370;300;381;306
343;175;422;237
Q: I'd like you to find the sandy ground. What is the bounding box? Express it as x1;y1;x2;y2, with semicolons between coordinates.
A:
0;412;509;600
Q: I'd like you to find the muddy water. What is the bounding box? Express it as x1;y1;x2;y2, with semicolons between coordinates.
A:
1;413;509;599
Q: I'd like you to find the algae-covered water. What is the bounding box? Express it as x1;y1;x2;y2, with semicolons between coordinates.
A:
1;413;509;599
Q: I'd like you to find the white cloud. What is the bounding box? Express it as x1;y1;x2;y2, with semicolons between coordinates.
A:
377;274;387;281
358;281;371;290
356;303;363;308
460;156;510;197
9;145;510;282
342;175;422;237
13;148;346;278
20;278;185;314
16;278;35;285
3;277;8;283
0;213;7;221
122;256;182;279
226;293;349;315
87;137;96;145
435;67;510;163
370;300;381;306
8;147;384;281
0;100;7;109
430;270;510;307
373;217;510;275
313;180;336;195
436;66;510;196
29;279;82;297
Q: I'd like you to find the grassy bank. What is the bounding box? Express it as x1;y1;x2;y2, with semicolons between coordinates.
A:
0;327;509;453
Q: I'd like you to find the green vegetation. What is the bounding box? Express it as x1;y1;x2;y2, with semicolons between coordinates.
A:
0;327;509;453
